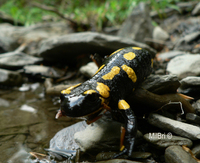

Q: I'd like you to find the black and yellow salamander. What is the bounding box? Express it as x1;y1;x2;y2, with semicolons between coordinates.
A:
56;47;154;158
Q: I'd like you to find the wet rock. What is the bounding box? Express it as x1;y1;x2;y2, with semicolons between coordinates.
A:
174;31;200;53
0;51;43;69
0;98;10;107
0;68;23;86
165;146;197;163
148;113;200;140
74;117;121;153
0;22;73;54
79;62;98;78
180;76;200;89
192;143;200;158
96;159;141;163
153;26;169;41
192;2;200;16
74;116;143;154
39;31;156;63
50;121;87;151
118;2;153;43
144;133;192;149
167;54;200;79
158;51;188;61
23;65;65;79
96;151;151;161
178;76;200;99
192;99;200;115
186;113;200;125
141;74;180;94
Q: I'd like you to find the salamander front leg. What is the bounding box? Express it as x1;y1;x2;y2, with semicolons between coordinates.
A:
113;99;137;158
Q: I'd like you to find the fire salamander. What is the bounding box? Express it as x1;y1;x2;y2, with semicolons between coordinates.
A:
56;47;153;158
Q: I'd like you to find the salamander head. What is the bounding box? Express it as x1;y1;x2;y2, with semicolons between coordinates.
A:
56;90;106;123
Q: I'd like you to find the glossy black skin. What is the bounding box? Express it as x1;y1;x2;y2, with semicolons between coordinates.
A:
60;47;153;157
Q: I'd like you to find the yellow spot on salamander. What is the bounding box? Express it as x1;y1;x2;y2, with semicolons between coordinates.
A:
61;83;81;94
133;88;135;91
151;58;154;68
132;47;142;50
94;64;105;75
118;100;130;110
84;90;96;94
123;52;136;60
121;65;137;83
96;82;110;98
110;48;124;56
102;66;120;80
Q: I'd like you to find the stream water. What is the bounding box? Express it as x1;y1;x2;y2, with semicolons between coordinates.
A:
0;83;75;162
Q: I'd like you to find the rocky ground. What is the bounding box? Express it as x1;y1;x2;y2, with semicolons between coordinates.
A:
1;1;200;163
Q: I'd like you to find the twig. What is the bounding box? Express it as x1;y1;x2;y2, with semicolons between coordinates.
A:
31;2;77;26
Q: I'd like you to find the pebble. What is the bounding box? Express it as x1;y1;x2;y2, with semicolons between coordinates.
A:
158;51;188;61
192;2;200;15
79;62;98;78
153;26;169;41
0;52;42;69
167;54;200;79
179;76;200;89
186;113;200;125
23;65;65;78
165;146;197;163
192;143;200;158
174;31;200;52
148;113;200;140
144;133;193;149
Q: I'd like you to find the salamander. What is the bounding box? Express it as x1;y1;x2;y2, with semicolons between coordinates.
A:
56;47;154;158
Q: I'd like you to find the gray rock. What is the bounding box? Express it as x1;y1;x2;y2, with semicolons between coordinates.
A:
174;32;200;52
50;121;87;151
0;68;23;86
74;117;121;153
158;51;188;61
141;74;180;94
0;52;43;69
79;62;98;78
0;22;73;55
118;3;153;43
0;98;10;107
192;2;200;16
153;26;169;41
74;116;143;154
144;133;192;149
186;113;200;125
96;159;141;163
180;76;200;89
23;65;65;78
39;31;156;63
167;54;200;79
165;146;197;163
148;113;200;140
96;151;151;161
192;143;200;158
